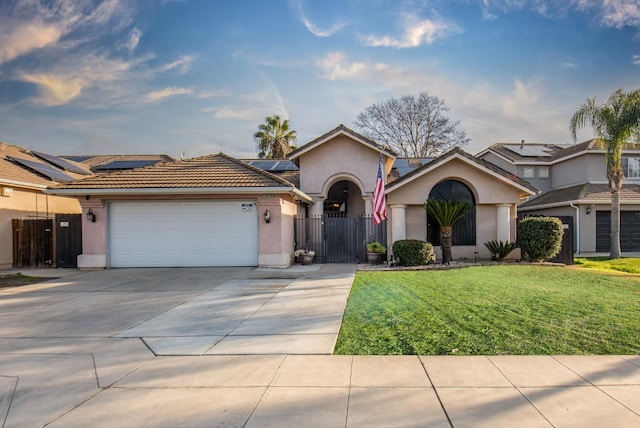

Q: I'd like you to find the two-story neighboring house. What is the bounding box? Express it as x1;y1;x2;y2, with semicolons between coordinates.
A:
477;139;640;254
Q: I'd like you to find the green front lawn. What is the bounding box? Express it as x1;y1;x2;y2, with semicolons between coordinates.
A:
334;265;640;355
575;257;640;274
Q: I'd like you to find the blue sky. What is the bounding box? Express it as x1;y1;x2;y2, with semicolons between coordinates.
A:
1;0;638;159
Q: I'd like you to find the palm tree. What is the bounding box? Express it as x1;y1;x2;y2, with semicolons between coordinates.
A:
424;198;472;264
254;115;297;159
569;88;640;259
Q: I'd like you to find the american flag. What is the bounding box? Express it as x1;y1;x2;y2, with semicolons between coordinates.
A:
372;154;387;225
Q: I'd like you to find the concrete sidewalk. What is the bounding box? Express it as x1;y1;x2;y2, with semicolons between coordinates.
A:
0;265;639;427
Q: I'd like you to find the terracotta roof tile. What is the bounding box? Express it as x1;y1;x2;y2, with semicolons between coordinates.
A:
520;182;640;209
50;153;297;190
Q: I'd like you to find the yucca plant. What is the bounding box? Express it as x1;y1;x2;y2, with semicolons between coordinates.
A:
424;199;472;264
484;240;517;261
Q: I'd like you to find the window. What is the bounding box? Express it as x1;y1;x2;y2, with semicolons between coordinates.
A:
427;180;476;245
623;157;640;179
537;166;549;178
522;166;535;178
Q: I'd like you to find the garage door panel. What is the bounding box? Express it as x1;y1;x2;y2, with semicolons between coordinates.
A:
109;201;258;267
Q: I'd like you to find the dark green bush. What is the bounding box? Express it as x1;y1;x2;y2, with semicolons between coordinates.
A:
484;240;517;260
392;239;435;266
517;217;564;262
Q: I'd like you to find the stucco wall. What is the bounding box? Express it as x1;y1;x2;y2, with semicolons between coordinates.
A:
386;157;526;260
0;187;80;268
552;153;606;188
77;193;300;269
298;135;382;196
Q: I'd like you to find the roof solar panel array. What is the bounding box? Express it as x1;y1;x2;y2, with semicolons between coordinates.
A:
95;160;159;170
503;145;553;157
10;157;75;182
33;151;90;175
246;160;299;171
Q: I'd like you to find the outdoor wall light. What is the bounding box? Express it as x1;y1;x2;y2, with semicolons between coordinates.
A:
86;208;96;223
586;206;592;215
264;209;271;223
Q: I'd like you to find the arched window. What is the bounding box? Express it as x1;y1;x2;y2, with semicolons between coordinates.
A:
427;180;476;245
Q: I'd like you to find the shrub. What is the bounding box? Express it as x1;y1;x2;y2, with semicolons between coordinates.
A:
392;239;435;266
366;241;386;253
518;216;564;262
484;240;517;261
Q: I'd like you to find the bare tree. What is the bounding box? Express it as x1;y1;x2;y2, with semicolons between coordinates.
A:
354;92;469;157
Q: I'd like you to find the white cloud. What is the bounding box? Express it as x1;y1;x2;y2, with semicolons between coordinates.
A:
143;87;193;103
17;53;144;106
0;21;63;65
18;73;86;106
159;55;194;73
198;89;231;99
633;54;640;65
316;51;410;84
363;13;462;48
125;27;142;52
298;3;345;37
574;0;640;28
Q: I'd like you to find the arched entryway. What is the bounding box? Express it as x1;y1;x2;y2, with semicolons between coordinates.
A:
323;180;364;217
427;179;476;245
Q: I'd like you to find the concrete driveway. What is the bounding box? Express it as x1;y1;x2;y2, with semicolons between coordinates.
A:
1;265;639;427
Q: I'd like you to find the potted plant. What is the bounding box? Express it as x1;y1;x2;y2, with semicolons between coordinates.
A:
366;241;386;264
294;249;315;265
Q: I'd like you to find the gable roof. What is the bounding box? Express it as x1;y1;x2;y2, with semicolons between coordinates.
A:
0;142;92;189
519;182;640;210
479;139;640;165
386;147;538;196
287;124;396;161
47;153;312;202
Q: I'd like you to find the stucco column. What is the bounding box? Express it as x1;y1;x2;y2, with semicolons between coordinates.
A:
390;204;407;243
309;197;325;217
363;194;373;216
496;203;511;242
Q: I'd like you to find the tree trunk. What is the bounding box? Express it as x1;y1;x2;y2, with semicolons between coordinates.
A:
440;226;453;264
609;167;623;259
610;190;621;259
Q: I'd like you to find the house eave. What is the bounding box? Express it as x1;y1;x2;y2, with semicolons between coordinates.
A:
46;186;313;202
0;178;48;191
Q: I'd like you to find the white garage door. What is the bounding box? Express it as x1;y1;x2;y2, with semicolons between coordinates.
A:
109;201;258;267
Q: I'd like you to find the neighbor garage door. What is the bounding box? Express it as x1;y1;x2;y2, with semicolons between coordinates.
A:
596;210;640;252
108;201;258;267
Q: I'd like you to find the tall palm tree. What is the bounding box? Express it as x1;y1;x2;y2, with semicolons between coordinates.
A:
254;115;297;159
424;198;472;264
570;88;640;259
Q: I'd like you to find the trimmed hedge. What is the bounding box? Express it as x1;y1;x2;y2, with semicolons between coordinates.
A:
518;216;564;262
392;239;435;266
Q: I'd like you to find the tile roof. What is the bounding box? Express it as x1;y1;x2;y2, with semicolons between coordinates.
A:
49;152;300;191
0;142;91;187
387;147;538;195
288;124;397;160
519;182;640;209
483;139;640;164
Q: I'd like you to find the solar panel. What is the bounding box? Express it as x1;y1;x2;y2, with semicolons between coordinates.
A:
62;155;93;162
33;151;91;174
10;157;75;182
504;145;553;157
95;160;159;170
245;160;298;172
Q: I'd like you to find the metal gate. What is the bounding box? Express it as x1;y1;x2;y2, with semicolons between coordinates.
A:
55;214;82;268
294;215;387;263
